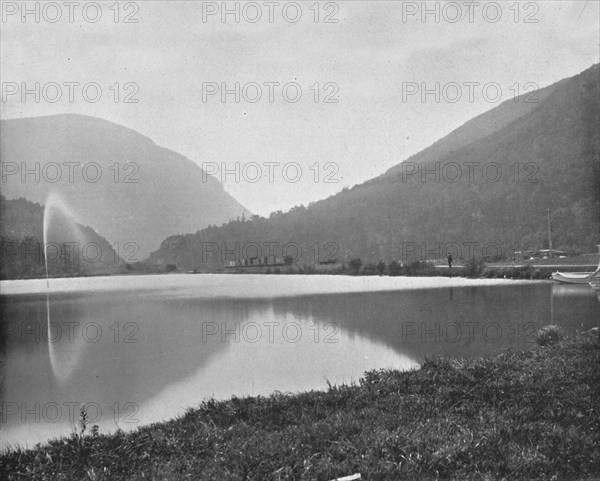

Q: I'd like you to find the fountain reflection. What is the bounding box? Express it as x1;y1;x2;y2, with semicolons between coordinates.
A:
43;193;90;384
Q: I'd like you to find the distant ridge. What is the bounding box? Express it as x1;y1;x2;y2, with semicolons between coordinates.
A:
0;114;251;258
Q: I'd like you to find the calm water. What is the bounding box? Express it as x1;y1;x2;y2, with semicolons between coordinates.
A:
1;274;598;449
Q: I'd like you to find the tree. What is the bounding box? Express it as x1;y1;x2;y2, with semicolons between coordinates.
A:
376;260;387;276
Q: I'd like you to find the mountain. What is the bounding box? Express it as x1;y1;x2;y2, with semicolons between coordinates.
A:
384;77;562;177
0;196;126;279
148;64;600;270
0;115;250;259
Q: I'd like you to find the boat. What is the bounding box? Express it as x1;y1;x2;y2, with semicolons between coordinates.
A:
551;245;600;284
552;271;599;284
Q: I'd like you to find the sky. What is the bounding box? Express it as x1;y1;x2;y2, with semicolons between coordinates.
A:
1;0;599;216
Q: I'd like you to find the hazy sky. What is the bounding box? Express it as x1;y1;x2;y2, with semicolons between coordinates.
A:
1;0;599;216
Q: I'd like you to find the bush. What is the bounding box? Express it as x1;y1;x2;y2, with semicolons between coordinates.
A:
505;267;522;279
536;325;563;346
404;260;425;275
360;262;379;275
464;258;486;278
387;260;402;276
303;265;316;274
348;258;363;275
520;265;533;279
531;269;542;279
482;268;495;278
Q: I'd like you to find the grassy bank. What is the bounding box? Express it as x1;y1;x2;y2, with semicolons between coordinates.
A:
2;336;599;480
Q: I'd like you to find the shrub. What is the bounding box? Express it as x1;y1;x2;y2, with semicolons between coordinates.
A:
348;258;363;275
531;269;542;279
360;262;379;275
505;267;522;279
404;260;428;275
536;325;563;346
520;265;534;279
303;265;316;275
464;258;486;278
482;268;495;278
387;260;402;276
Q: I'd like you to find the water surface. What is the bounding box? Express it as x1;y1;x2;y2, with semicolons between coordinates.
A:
1;274;598;449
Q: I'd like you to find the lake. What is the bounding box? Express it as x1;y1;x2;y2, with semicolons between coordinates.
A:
1;274;599;449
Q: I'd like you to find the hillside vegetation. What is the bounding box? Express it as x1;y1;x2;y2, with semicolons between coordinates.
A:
0;196;126;279
148;65;600;271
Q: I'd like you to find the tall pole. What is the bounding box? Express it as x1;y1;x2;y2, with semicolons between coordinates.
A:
547;208;553;258
550;284;554;324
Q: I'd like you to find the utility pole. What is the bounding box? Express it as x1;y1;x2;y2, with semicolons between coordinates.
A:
547;208;553;258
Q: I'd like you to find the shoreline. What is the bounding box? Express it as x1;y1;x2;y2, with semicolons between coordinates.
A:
0;272;549;297
2;335;598;480
2;258;598;285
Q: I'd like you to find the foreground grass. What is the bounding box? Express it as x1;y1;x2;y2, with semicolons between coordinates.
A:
2;337;599;481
